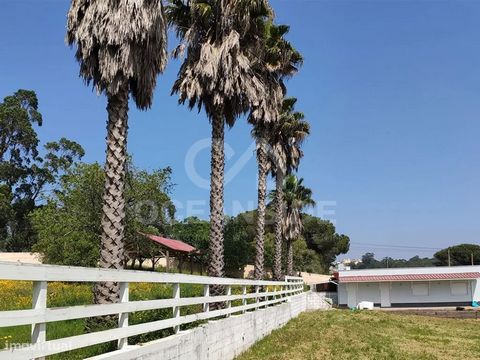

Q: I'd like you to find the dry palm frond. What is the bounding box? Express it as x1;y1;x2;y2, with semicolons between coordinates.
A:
168;0;273;125
67;0;168;109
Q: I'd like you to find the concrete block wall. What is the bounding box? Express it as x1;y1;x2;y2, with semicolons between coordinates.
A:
306;292;334;310
88;292;326;360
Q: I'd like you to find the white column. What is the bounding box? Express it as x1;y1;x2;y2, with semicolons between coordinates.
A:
473;279;480;302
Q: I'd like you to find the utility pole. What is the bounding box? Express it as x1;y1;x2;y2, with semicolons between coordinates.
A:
471;252;474;266
447;248;451;267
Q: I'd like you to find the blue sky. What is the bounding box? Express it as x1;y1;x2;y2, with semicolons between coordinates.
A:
1;0;479;259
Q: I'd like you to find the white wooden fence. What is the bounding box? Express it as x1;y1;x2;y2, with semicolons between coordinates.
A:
0;262;304;359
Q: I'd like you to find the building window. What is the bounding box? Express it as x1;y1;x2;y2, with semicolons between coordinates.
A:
450;281;468;296
411;282;429;296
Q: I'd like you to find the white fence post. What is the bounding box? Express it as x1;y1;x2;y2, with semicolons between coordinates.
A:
203;284;210;313
255;285;260;307
226;285;232;317
172;283;180;333
118;282;129;350
242;285;247;314
32;281;47;360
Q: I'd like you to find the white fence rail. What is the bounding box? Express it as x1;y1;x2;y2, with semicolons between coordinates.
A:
0;262;304;359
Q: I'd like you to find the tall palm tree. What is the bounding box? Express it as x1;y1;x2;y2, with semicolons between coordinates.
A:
281;175;315;276
167;0;272;286
249;22;302;280
67;0;168;304
269;97;310;280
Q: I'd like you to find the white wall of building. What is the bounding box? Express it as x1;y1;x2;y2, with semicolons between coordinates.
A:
339;279;478;307
337;266;480;308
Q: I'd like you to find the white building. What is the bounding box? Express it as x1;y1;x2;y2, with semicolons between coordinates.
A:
337;265;480;308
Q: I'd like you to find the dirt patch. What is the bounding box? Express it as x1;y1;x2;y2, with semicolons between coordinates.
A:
389;309;480;319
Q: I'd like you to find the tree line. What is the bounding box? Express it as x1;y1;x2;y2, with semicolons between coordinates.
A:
1;90;349;276
353;244;480;269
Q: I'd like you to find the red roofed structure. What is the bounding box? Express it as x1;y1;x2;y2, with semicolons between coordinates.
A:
144;234;196;253
128;233;202;274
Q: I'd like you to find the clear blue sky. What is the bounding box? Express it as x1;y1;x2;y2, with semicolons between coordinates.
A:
1;0;479;259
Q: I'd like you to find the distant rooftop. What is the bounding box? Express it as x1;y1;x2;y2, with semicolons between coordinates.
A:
337;265;480;283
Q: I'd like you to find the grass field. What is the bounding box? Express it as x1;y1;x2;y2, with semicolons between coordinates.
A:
236;310;480;360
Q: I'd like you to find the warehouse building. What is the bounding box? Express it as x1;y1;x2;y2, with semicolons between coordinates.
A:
337;265;480;308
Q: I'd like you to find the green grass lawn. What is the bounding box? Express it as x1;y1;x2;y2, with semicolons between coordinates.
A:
236;310;480;360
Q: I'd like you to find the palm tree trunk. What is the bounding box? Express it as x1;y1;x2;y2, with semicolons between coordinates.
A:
286;239;294;276
254;137;267;280
273;171;284;280
94;85;129;305
208;109;225;304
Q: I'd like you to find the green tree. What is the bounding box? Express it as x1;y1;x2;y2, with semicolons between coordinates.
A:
352;253;436;269
434;244;480;266
302;215;350;273
293;239;324;274
228;209;352;277
224;214;255;277
32;163;104;266
67;0;168;304
167;0;273;288
0;90;84;251
168;215;255;277
167;217;210;266
32;162;175;268
250;22;303;280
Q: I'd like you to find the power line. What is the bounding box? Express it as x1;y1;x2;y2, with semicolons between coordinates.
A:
349;242;442;251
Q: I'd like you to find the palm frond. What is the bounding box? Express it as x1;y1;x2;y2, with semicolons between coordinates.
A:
67;0;168;109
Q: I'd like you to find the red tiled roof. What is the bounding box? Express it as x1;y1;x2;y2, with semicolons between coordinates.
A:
339;272;480;283
143;234;196;253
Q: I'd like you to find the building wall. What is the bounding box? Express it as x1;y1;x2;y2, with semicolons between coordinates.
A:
339;280;478;307
306;292;336;310
390;281;472;305
357;283;381;304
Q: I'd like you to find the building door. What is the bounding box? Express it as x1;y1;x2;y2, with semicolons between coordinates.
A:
380;283;391;307
346;283;357;308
